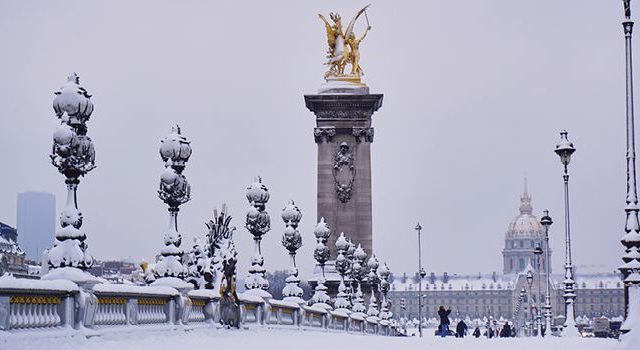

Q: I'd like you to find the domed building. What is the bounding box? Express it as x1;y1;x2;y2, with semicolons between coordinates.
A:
502;182;551;274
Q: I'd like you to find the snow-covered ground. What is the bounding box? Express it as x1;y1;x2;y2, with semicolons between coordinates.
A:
0;326;621;350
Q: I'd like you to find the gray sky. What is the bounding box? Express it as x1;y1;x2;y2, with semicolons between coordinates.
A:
0;0;629;278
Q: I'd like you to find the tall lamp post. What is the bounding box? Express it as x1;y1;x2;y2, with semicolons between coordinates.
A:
620;1;640;334
533;242;544;337
554;130;580;337
415;223;426;337
540;210;554;335
526;270;535;336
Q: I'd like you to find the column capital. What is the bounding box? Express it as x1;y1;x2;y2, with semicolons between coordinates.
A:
353;127;374;143
314;127;336;143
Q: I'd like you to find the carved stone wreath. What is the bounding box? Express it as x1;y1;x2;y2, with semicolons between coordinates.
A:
333;142;355;203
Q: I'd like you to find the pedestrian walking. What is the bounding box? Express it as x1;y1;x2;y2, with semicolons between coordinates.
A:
455;319;468;338
473;327;481;338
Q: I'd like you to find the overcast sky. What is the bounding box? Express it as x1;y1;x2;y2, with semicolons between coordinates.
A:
0;1;630;278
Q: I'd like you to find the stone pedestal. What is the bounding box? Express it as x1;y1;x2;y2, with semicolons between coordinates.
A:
304;93;383;258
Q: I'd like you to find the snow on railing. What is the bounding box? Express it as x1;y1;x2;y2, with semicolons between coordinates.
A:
0;275;77;331
266;300;301;326
0;275;399;336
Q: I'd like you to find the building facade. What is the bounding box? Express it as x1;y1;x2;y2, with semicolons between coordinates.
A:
17;191;56;261
389;186;624;324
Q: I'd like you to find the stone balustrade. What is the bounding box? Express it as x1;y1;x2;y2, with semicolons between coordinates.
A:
0;275;398;336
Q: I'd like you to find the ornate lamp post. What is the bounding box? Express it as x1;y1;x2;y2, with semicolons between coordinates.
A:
533;242;544;336
334;232;352;310
540;210;554;335
281;200;304;303
245;177;272;298
554;130;580;337
366;254;380;317
526;269;535;336
311;217;332;307
45;74;97;282
519;288;527;336
620;1;640;334
154;126;192;285
414;222;426;337
351;244;368;314
379;262;392;320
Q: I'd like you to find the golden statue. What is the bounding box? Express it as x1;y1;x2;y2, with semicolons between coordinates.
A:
318;5;371;84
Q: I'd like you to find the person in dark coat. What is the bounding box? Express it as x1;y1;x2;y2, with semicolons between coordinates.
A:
437;306;451;337
473;327;481;338
456;320;468;338
501;322;512;338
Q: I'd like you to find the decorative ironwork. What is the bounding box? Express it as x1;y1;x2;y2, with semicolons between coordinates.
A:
47;74;96;271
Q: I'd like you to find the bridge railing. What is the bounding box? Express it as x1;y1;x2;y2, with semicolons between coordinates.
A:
0;275;398;336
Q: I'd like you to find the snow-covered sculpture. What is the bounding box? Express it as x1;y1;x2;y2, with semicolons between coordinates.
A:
244;178;272;298
45;74;96;278
311;218;332;307
153;126;192;281
185;238;214;289
281;200;304;303
204;204;236;289
206;205;240;327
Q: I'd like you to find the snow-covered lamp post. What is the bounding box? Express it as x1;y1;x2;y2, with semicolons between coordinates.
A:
311;217;331;307
619;1;640;339
334;232;352;310
45;73;97;283
366;254;380;317
245;177;272;298
281;200;304;303
533;242;544;337
526;269;534;336
554;130;580;337
350;244;368;314
414;222;426;337
154;126;192;287
540;210;554;335
379;262;392;320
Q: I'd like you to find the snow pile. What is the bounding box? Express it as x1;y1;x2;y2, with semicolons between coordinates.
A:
92;283;178;296
41;267;104;284
187;289;219;299
0;273;78;292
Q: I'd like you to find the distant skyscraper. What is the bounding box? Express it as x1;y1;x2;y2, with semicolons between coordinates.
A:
17;191;55;261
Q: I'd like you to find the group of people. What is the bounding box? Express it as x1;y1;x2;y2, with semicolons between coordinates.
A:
437;306;515;338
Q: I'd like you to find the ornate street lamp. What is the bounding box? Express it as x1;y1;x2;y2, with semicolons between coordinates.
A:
526;269;535;336
533;242;544;337
414;222;426;337
311;217;332;307
45;74;97;283
519;288;527;336
351;244;368;314
540;209;554;335
366;254;380;317
619;1;640;334
154;125;192;286
245;177;272;298
379;262;392;320
554;130;580;337
281;200;304;303
334;232;352;310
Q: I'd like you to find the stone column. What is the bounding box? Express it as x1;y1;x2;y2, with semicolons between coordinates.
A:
304;94;383;258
